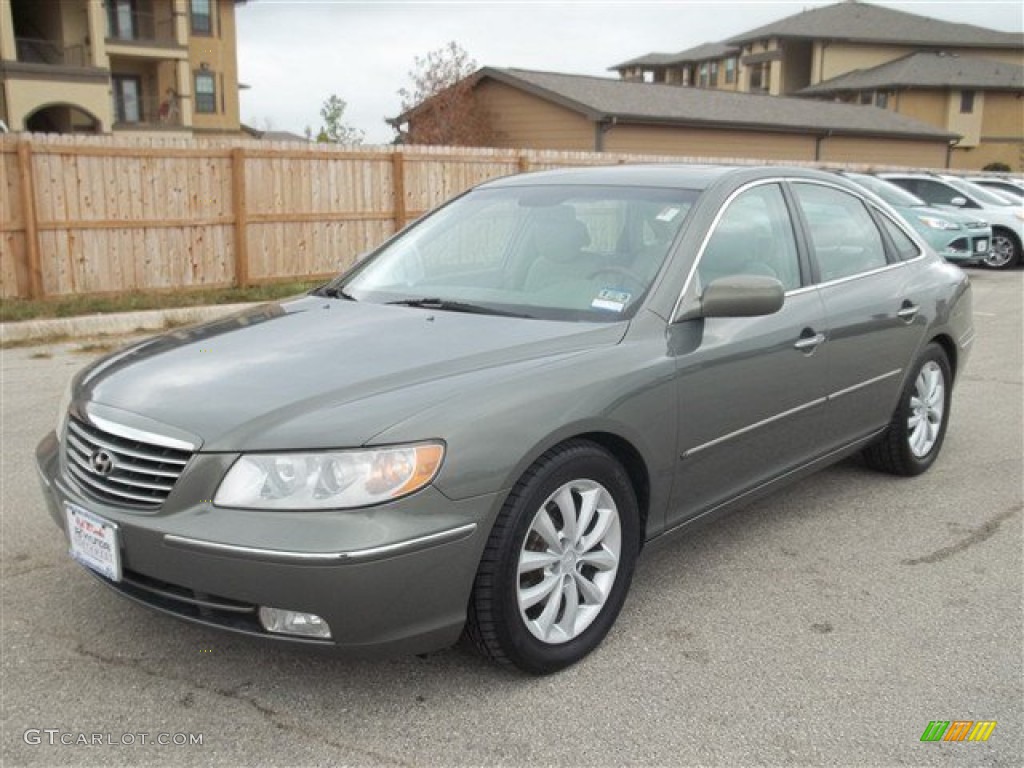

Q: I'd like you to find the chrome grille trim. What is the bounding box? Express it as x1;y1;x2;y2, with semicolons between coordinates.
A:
63;417;193;508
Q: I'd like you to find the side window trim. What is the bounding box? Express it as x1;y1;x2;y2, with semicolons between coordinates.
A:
779;180;819;286
867;205;922;263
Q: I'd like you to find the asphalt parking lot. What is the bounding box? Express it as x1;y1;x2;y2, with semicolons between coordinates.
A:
1;269;1021;767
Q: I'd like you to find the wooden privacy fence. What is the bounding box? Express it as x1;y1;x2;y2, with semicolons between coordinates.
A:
0;134;887;301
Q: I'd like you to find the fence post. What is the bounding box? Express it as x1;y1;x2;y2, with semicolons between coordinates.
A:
392;150;406;231
518;155;530;174
231;147;249;287
17;140;44;299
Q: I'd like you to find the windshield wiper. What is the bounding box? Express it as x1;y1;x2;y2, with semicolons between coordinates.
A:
386;298;529;318
313;284;357;300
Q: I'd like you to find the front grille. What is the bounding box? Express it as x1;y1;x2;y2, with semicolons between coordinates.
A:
64;417;192;508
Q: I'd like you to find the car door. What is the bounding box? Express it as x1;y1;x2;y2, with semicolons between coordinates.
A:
666;181;830;527
789;181;930;451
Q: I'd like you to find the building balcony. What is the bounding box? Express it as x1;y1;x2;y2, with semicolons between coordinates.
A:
14;38;90;68
105;8;186;58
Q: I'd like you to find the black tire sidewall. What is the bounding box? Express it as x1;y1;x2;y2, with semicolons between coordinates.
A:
492;445;640;674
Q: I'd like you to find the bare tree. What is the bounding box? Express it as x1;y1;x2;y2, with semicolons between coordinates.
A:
395;41;492;146
309;94;364;145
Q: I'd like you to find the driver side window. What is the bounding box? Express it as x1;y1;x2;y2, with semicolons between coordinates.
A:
697;184;801;291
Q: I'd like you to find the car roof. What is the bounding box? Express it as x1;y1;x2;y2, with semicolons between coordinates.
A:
477;163;844;191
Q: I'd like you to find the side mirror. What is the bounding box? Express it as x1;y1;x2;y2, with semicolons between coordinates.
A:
701;275;784;318
949;196;968;208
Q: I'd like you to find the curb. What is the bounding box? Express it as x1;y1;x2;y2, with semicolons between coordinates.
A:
0;302;259;346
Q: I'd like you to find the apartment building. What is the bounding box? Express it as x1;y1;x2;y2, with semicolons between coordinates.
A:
611;1;1023;169
0;0;243;136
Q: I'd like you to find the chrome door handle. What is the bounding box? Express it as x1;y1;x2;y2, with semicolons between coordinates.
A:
897;304;919;321
794;332;826;352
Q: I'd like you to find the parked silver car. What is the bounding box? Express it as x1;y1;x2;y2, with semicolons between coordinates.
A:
37;166;973;673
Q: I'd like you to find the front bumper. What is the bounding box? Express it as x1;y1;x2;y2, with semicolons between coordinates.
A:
938;231;990;265
36;432;502;656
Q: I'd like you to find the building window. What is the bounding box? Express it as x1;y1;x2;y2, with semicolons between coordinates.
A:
725;57;736;84
709;61;719;87
960;90;975;114
191;0;213;35
112;75;142;123
859;92;873;105
698;62;709;88
875;91;889;109
195;71;216;113
750;63;770;93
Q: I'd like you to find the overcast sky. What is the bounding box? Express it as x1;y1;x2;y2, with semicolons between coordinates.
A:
237;1;1024;144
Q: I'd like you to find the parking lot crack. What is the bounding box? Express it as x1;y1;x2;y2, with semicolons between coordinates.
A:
901;503;1021;566
71;643;410;765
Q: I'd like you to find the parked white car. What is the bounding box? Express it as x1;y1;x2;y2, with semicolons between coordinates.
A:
962;176;1024;202
879;173;1024;270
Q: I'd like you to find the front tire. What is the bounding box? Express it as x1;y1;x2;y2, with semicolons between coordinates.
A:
983;229;1021;270
464;440;640;674
862;343;952;476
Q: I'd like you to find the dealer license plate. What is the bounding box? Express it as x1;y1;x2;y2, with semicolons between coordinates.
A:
975;239;989;253
65;503;121;582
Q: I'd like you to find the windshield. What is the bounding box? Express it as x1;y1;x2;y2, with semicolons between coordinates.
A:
945;177;1018;207
846;173;926;207
339;185;698;321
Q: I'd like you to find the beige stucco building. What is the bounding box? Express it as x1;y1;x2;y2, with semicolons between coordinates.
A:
0;0;243;137
611;1;1023;170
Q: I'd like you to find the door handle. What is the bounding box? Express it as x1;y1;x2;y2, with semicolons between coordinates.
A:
897;303;919;322
794;331;826;352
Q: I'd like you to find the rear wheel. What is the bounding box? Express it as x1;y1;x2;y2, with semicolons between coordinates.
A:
983;229;1021;270
863;343;952;476
464;440;639;674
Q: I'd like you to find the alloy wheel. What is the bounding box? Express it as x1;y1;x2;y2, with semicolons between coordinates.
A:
908;360;945;458
517;479;621;644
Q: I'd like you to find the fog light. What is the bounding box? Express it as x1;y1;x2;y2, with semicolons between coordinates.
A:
258;606;332;639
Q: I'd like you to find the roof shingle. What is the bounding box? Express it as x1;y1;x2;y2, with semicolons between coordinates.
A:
480;67;957;140
799;52;1024;93
725;1;1022;48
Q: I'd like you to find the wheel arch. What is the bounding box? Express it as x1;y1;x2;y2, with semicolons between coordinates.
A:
499;426;656;546
929;333;959;383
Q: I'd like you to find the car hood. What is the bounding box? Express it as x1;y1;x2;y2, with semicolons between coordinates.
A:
76;296;626;450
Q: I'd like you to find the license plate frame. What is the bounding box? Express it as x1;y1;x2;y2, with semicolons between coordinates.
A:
65;503;122;582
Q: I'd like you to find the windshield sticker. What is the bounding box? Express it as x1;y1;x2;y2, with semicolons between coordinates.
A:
656;206;681;223
591;289;631;312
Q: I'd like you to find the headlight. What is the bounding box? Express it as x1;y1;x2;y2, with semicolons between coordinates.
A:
917;215;959;231
214;442;445;509
55;379;73;442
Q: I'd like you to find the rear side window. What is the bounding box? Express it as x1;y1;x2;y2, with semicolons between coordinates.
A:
878;214;922;261
793;183;889;282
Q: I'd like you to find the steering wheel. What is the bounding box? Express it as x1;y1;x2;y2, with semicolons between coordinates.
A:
587;266;647;292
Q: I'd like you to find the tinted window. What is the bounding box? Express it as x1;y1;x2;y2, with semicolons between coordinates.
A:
698;184;802;291
878;214;922;261
896;178;978;209
793;183;888;282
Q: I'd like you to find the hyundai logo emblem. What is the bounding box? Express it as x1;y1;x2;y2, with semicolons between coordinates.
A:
89;449;116;476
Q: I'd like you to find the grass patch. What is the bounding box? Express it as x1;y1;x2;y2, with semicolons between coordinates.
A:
1;280;324;323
